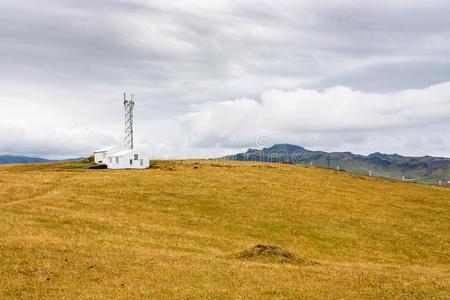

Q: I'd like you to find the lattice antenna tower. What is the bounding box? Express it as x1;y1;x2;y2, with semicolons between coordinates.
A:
123;92;135;149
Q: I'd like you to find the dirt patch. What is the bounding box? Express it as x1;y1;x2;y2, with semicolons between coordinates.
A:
210;164;235;168
231;244;317;265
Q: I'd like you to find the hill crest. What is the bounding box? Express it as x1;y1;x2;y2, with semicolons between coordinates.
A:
225;144;450;184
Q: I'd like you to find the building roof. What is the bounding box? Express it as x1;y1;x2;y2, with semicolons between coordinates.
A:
107;149;138;157
107;149;148;157
94;145;120;153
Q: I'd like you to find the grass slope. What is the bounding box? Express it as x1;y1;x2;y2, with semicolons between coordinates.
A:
0;160;449;299
226;144;450;184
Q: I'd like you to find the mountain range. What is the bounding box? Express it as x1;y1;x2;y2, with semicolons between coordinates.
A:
224;144;450;184
0;155;82;165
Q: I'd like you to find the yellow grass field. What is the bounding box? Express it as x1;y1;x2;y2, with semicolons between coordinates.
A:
0;160;449;299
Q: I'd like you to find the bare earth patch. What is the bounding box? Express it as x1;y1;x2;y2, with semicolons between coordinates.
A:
231;244;318;266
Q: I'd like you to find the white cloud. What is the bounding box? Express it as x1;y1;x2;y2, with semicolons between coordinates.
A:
0;122;117;159
1;82;450;158
173;82;450;157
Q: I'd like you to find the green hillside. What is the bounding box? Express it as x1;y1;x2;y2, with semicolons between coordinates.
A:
225;144;450;184
0;160;449;299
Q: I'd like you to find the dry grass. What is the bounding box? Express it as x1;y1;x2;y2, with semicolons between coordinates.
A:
0;160;449;299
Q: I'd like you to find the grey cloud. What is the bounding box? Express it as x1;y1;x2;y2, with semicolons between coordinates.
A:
0;122;117;158
0;1;449;157
174;82;450;156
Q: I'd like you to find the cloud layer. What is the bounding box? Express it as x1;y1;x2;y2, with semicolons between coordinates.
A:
169;82;450;157
0;1;449;158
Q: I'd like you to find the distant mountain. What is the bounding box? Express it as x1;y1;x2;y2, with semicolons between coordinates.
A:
224;144;450;184
0;155;83;165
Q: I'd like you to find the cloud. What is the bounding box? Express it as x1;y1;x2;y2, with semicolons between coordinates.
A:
0;122;117;159
1;82;450;159
174;82;450;156
1;1;450;157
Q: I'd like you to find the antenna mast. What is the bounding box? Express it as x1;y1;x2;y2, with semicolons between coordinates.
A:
123;92;135;149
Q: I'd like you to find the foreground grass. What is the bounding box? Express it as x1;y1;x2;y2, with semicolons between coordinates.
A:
0;160;449;299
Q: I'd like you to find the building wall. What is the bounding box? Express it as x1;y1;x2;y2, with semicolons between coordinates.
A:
94;151;107;164
106;151;150;169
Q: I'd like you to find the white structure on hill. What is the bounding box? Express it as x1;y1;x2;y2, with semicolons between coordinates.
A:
106;149;150;169
94;145;121;164
93;93;150;169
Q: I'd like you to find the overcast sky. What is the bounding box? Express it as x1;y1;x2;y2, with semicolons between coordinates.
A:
1;0;450;158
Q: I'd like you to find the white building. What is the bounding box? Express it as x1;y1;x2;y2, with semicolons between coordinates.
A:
93;93;150;170
105;149;149;169
93;145;121;164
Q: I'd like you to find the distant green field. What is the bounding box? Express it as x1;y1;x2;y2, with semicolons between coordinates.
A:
226;144;450;184
0;160;449;299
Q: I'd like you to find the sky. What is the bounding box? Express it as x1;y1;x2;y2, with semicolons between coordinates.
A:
1;0;450;159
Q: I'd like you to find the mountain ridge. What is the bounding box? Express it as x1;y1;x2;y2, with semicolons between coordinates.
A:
224;144;450;184
0;154;83;165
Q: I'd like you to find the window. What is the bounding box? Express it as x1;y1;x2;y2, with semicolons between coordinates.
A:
134;154;139;160
130;159;133;165
109;157;112;163
115;157;119;164
140;159;143;166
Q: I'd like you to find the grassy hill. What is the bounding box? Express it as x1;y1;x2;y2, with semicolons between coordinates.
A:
225;144;450;184
0;160;449;299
